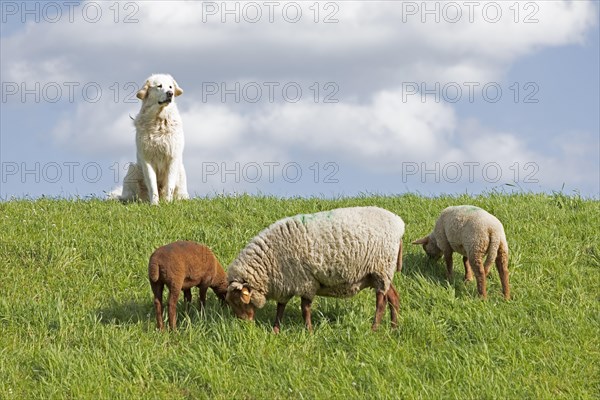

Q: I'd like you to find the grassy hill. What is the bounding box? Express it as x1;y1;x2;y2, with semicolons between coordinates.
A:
0;193;598;399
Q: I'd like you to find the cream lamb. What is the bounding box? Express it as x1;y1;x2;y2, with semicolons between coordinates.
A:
226;206;405;332
412;205;510;299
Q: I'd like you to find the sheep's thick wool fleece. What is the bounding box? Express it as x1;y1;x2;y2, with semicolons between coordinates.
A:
434;206;507;257
228;206;405;303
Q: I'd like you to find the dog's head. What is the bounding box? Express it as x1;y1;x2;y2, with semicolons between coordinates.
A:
136;74;183;106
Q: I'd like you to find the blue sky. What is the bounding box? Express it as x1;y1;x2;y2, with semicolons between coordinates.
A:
1;0;598;199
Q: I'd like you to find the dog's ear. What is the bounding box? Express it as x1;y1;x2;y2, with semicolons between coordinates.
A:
173;79;183;97
136;80;150;100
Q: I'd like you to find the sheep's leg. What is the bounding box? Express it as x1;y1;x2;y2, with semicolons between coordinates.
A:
495;248;510;300
444;252;454;280
273;302;287;334
396;241;403;272
198;285;208;310
386;285;400;329
372;290;386;331
462;256;474;282
151;282;164;331
182;289;192;316
183;289;192;314
301;297;313;332
471;258;487;299
167;286;182;330
483;255;495;277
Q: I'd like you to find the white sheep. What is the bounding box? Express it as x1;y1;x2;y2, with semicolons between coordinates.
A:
226;206;405;332
412;205;510;299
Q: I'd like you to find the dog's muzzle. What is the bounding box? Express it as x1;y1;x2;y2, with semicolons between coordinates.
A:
158;91;174;105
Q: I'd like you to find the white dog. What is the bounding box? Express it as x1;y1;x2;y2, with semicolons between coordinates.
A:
118;74;189;204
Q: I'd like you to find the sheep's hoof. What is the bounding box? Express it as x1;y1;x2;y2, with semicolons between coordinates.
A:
272;326;280;334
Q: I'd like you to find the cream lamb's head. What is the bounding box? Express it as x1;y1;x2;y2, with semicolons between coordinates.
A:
412;235;442;260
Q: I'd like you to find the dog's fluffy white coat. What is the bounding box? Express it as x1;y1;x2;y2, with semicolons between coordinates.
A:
118;74;188;204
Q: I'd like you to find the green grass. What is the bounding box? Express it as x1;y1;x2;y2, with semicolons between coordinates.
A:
0;193;598;399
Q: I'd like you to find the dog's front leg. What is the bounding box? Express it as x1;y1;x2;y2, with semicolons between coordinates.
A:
175;163;189;200
164;161;180;202
140;161;159;205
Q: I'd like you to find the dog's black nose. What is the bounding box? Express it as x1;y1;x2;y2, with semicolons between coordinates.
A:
166;91;174;97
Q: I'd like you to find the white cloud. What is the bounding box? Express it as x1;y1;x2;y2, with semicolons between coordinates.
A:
250;89;458;164
5;58;81;85
50;100;138;158
2;1;598;196
56;85;599;196
182;104;246;149
2;1;596;87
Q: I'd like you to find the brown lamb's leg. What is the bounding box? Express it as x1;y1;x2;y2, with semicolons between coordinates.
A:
167;286;182;330
183;289;192;303
273;302;287;334
463;256;474;282
199;285;208;310
151;282;164;330
183;289;192;313
386;285;400;329
372;290;387;331
301;297;313;332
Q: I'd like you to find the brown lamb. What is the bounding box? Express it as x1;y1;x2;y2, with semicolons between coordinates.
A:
148;241;228;330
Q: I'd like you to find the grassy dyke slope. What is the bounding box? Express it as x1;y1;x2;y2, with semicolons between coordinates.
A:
0;193;598;399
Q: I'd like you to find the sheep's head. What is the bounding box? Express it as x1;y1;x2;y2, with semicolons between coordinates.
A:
226;282;265;321
412;235;442;260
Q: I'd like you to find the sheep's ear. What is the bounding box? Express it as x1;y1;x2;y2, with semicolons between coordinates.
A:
173;79;183;97
241;287;251;304
137;80;150;100
412;236;429;245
